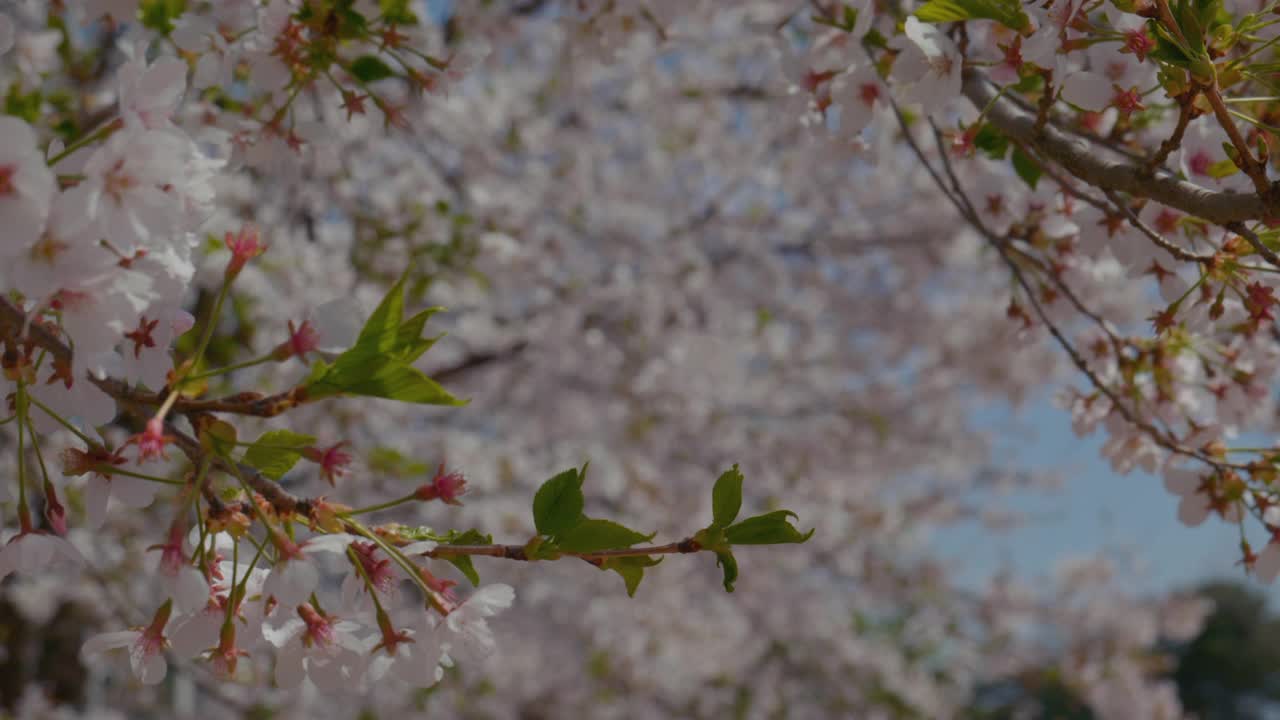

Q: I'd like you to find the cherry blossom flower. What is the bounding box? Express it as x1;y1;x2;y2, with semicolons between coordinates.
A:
891;18;962;118
1163;467;1211;527
263;532;357;607
81;600;173;685
263;603;369;690
304;442;353;487
0;117;56;256
117;52;187;130
0;529;86;580
442;584;515;663
414;465;468;505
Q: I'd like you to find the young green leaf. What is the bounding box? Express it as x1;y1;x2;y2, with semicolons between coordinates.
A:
711;464;744;528
715;549;739;592
532;468;585;536
599;555;662;597
1011;147;1042;190
725;510;815;545
242;429;317;480
915;0;1030;31
350;56;397;83
445;556;480;586
557;519;654;553
302;276;464;406
308;360;464;405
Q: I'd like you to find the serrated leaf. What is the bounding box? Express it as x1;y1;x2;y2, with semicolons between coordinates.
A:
303;275;464;406
242;429;317;480
711;465;744;528
356;273;410;351
557;518;654;553
600;555;662;597
715;549;738;592
1011;147;1042;190
350;55;396;83
532;468;584;536
725;510;815;545
915;0;1030;31
308;361;464;404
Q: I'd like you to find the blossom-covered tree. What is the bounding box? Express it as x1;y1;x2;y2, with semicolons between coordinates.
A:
0;0;1272;716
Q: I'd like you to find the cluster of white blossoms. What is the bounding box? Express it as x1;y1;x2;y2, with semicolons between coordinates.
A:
0;47;207;429
0;0;1255;717
79;529;514;690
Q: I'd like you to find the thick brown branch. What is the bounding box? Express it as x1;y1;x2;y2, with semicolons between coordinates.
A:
963;69;1274;225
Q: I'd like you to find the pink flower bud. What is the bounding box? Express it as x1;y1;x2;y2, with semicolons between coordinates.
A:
224;224;265;279
303;442;353;486
272;319;321;362
132;417;172;463
414;465;468;506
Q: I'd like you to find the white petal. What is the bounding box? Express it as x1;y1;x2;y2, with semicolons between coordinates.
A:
1177;493;1211;527
400;540;438;555
81;630;139;661
1162;468;1201;496
172;566;209;614
274;639;307;689
1258;543;1280;583
302;533;357;555
130;640;167;685
1061;72;1113;111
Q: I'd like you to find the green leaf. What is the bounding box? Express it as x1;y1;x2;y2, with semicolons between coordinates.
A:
715;549;739;592
915;0;1030;31
242;430;317;480
600;555;662;597
350;55;396;83
557;519;654;553
725;510;815;545
302;274;465;406
1011;147;1042;190
199;420;238;458
308;360;463;404
445;556;480;586
973;124;1009;160
711;465;744;528
532;468;585;536
356;272;411;351
1207;158;1240;179
138;0;186;34
380;0;420;23
4;84;42;123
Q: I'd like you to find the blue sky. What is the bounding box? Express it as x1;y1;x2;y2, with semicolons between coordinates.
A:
935;394;1252;594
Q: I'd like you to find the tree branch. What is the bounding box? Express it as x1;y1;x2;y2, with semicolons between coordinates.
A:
963;69;1274;225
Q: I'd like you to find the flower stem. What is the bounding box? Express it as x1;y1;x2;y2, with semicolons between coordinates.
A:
93;465;186;486
342;494;416;516
28;394;96;446
185;354;274;383
47;118;121;167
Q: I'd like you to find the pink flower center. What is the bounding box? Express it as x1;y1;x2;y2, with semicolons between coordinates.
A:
858;83;880;108
1189;150;1212;177
103;159;138;203
0;165;14;196
124;316;160;359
